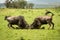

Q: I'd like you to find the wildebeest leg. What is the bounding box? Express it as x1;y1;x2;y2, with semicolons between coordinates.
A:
8;23;10;28
37;25;41;29
51;22;54;29
48;23;51;29
10;24;15;29
15;21;21;29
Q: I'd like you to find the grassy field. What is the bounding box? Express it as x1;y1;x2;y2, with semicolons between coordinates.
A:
0;8;60;40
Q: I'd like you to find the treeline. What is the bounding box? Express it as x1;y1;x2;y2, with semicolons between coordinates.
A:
5;0;34;9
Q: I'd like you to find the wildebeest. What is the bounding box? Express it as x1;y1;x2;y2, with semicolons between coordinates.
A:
4;15;29;29
30;11;54;29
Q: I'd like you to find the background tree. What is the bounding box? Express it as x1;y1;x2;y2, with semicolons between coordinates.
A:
5;0;10;8
18;0;27;8
28;3;34;9
5;0;14;8
5;0;34;9
26;3;34;9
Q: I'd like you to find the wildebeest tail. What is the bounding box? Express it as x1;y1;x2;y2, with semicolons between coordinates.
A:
45;12;54;17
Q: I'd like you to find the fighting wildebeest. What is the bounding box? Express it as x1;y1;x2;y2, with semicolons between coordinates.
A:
30;11;54;29
4;16;29;29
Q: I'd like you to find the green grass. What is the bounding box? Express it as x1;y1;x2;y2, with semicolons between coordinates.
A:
0;8;60;40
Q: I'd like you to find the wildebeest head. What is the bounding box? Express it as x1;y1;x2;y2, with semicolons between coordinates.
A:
30;18;41;29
